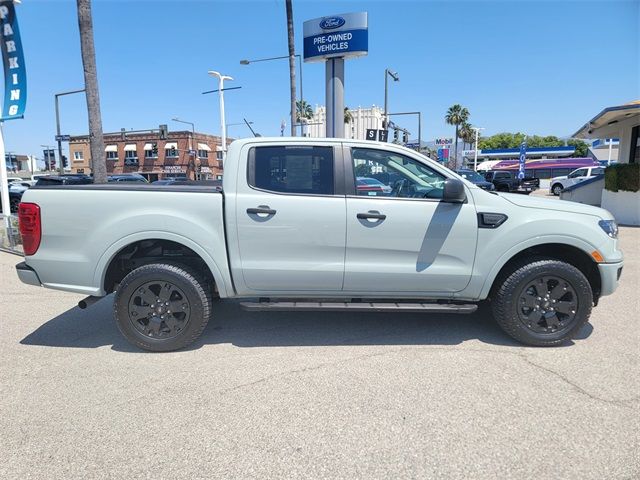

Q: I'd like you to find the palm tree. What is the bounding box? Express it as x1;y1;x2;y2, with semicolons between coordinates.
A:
445;104;470;169
76;0;107;183
285;0;297;136
296;100;313;137
296;100;313;123
344;107;353;124
459;122;474;151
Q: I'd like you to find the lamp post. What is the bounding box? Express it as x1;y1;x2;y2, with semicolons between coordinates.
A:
55;88;85;175
171;117;195;179
383;68;399;129
472;127;485;171
240;55;304;136
208;71;233;163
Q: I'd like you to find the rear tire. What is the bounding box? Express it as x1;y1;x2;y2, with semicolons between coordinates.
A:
114;263;212;352
491;257;592;346
552;183;563;196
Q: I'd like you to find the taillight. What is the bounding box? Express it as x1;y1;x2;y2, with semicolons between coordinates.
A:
18;202;41;256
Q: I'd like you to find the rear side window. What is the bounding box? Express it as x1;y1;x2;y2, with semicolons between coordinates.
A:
249;146;334;195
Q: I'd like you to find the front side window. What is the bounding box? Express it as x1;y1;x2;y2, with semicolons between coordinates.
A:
569;169;586;178
351;148;446;199
249;145;334;195
495;172;511;179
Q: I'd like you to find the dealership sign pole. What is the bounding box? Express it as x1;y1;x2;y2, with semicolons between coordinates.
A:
0;0;26;221
303;12;368;138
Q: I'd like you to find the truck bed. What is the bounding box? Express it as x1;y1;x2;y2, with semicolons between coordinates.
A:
20;184;230;296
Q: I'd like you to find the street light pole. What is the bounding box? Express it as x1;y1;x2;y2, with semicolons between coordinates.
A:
240;55;304;135
472;127;485;171
208;71;233;164
55;88;85;175
383;69;399;130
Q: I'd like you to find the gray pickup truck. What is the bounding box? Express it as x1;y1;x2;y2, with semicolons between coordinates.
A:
16;138;623;351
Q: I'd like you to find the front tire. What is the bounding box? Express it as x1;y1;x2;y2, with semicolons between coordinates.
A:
491;257;592;346
114;263;212;352
552;183;563;196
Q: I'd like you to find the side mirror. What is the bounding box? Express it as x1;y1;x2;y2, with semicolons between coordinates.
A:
442;178;466;203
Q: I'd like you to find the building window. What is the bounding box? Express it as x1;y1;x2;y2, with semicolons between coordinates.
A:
73;151;83;161
124;150;138;165
144;143;158;159
198;149;208;159
216;151;223;160
106;151;118;160
630;125;639;164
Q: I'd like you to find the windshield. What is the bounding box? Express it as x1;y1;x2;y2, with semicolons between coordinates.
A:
457;170;485;182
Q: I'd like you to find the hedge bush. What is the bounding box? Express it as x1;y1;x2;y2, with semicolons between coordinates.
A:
605;163;640;192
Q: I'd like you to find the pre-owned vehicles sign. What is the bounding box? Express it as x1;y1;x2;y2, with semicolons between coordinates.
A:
303;12;368;62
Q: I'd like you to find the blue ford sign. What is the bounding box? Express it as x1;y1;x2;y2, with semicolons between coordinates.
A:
319;17;346;30
303;12;368;62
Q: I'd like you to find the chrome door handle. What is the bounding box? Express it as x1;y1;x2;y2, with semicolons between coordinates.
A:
247;206;276;215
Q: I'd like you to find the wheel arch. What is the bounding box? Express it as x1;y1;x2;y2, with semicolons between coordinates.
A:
94;232;232;298
481;238;601;302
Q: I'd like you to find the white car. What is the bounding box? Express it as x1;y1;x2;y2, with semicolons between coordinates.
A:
550;166;605;196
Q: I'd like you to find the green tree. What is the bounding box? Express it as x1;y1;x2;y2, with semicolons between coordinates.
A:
567;139;590;157
445;104;470;168
344;107;353;124
459;122;474;151
296;100;313;123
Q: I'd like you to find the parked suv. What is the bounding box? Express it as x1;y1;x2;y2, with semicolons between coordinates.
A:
550;166;604;196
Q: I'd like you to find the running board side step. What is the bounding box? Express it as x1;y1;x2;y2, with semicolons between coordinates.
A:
239;301;478;314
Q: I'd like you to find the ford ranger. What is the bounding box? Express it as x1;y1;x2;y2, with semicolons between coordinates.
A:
15;138;623;351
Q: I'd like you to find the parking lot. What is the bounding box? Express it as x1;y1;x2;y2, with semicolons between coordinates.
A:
0;227;638;479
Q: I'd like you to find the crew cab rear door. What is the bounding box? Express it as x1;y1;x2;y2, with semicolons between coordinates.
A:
232;143;346;292
342;145;478;295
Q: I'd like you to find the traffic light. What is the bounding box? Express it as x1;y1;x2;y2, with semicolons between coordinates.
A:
62;155;68;168
152;143;158;156
403;132;408;144
159;124;168;140
393;129;399;142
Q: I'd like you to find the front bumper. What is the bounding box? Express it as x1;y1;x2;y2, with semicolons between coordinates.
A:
15;261;42;287
598;261;623;297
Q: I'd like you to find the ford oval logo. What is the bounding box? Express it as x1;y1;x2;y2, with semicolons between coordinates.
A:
320;16;345;30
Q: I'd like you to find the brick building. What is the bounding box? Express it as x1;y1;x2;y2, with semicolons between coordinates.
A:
68;128;228;182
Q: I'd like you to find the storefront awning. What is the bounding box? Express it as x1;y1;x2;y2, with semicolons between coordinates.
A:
124;144;137;152
164;142;178;150
105;145;117;152
197;143;211;151
143;143;154;150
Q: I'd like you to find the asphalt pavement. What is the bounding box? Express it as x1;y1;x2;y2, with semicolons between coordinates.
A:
0;228;638;479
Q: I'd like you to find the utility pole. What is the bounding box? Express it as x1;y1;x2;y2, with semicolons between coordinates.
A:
285;0;297;136
207;71;234;164
76;0;106;182
383;69;399;129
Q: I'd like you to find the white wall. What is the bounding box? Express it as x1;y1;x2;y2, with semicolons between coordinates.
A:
306;105;385;139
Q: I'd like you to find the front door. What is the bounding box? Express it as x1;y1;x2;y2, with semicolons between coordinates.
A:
235;144;346;292
344;146;477;294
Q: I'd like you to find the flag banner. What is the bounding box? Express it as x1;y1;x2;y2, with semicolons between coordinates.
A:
0;1;26;120
518;141;527;179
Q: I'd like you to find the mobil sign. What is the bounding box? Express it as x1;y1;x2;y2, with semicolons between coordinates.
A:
303;12;368;62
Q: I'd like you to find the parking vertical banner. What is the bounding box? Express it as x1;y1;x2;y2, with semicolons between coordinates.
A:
0;0;26;120
518;139;527;180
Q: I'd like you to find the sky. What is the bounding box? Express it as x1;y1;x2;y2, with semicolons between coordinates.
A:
2;0;639;160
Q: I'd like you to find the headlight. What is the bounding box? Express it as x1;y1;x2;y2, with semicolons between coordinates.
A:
598;219;618;238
